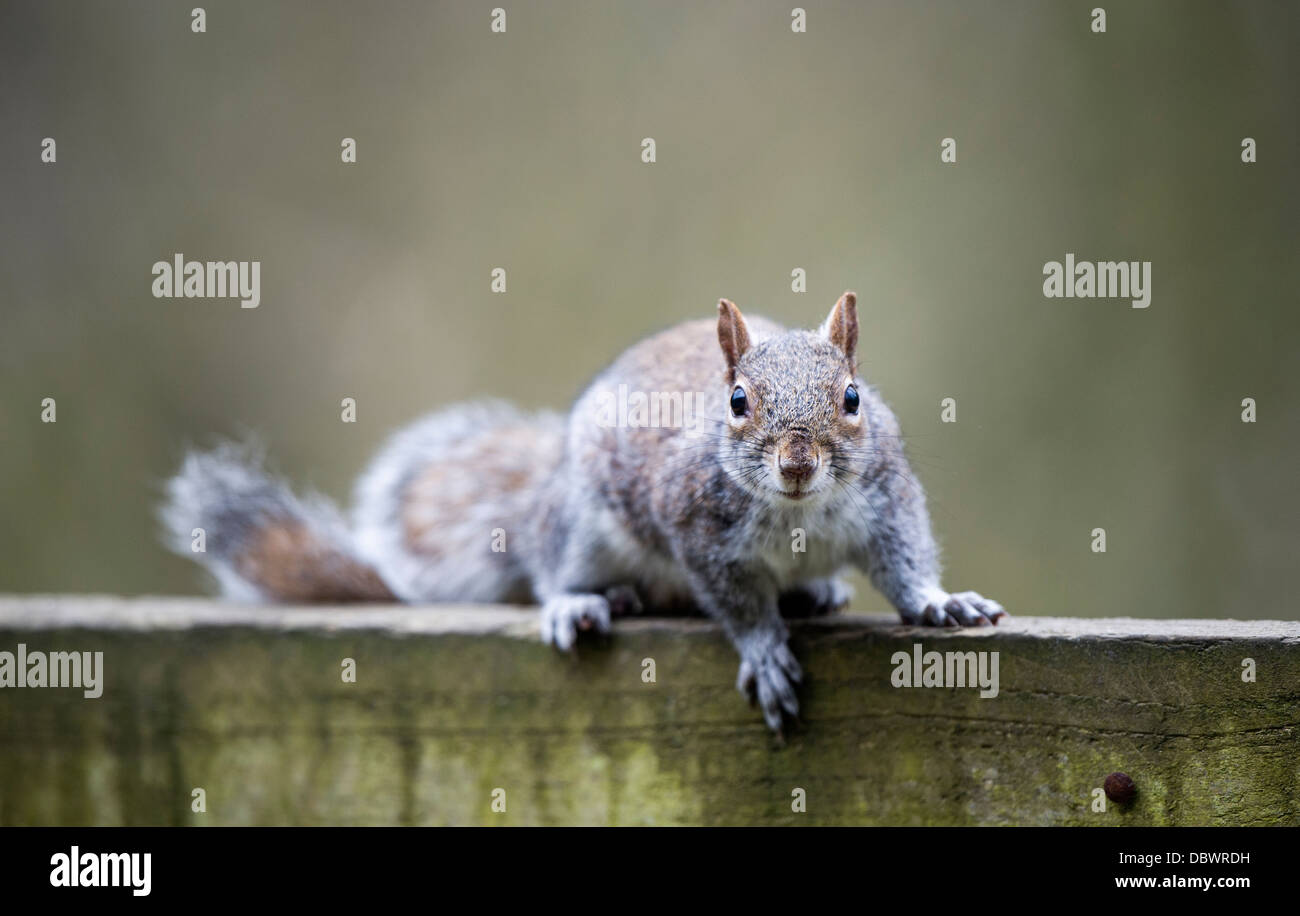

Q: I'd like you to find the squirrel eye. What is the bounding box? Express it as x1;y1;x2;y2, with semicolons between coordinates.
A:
843;384;860;414
730;386;748;417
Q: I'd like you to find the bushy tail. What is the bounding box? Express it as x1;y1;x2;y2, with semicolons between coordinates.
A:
161;444;395;603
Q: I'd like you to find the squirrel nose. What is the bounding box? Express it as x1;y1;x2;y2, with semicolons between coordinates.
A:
778;437;819;482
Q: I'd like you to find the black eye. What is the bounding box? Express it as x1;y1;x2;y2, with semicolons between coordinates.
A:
730;386;748;417
843;384;860;414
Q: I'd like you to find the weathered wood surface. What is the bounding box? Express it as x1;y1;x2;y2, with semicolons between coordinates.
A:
0;596;1296;826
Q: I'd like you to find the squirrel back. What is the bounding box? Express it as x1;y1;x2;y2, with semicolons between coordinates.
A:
163;403;564;604
163;302;907;607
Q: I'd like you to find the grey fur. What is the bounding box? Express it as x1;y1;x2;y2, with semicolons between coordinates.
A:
162;294;1006;732
352;401;564;604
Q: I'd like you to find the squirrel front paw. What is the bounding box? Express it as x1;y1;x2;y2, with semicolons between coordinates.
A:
899;589;1007;627
540;594;612;650
735;637;803;732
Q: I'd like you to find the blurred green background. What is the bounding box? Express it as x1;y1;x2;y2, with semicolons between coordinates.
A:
1;1;1296;618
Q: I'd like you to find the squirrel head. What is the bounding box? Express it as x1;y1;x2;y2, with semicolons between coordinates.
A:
716;292;869;505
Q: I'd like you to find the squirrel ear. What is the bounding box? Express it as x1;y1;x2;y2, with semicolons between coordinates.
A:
821;291;858;362
717;298;752;377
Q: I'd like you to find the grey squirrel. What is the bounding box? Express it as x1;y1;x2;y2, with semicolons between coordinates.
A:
163;292;1006;731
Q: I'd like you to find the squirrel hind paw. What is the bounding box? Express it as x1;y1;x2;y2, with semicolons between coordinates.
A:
778;578;854;618
603;585;644;617
540;594;613;651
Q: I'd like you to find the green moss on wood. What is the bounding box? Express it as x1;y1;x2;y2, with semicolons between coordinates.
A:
0;599;1296;825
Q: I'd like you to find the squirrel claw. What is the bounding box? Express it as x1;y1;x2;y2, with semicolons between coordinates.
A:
908;590;1008;628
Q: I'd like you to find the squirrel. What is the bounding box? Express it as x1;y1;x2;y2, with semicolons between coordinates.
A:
162;292;1006;731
